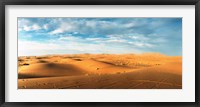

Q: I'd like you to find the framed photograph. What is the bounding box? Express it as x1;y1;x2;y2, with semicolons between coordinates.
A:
0;0;199;106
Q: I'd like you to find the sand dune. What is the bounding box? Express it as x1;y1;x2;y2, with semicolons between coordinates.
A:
18;63;86;79
18;53;182;89
70;59;134;74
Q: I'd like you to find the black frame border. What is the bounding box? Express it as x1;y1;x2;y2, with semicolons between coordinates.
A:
0;0;200;107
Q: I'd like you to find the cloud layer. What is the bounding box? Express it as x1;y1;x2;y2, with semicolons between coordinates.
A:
18;18;182;56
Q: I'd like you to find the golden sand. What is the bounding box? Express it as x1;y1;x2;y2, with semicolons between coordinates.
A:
18;53;182;89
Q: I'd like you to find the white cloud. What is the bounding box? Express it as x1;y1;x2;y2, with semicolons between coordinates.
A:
85;21;96;27
21;24;42;31
106;39;126;43
18;37;143;56
86;38;103;41
48;22;75;35
18;28;23;31
23;25;32;31
32;24;41;30
18;18;30;27
73;32;78;34
47;20;134;35
123;23;135;27
58;35;79;41
49;29;63;35
60;22;74;31
18;18;182;56
128;42;155;48
43;24;49;30
18;40;88;56
18;19;44;32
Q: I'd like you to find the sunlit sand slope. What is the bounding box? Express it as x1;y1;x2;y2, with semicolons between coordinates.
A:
18;53;182;89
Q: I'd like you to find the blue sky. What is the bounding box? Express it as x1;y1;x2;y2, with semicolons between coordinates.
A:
18;18;182;56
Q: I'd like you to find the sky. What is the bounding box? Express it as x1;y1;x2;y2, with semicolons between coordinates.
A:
18;18;182;56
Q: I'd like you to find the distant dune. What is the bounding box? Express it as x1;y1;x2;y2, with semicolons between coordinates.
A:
18;53;182;89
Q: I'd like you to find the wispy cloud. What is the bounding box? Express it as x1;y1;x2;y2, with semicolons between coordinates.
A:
18;18;182;56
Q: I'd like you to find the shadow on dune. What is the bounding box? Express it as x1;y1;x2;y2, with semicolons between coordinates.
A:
37;60;49;63
18;74;56;79
18;63;86;79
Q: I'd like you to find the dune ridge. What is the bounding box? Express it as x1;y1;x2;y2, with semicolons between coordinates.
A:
18;53;182;89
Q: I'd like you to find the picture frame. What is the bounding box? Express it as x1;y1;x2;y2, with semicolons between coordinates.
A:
0;0;199;106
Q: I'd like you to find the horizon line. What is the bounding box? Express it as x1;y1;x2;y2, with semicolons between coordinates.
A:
18;52;182;57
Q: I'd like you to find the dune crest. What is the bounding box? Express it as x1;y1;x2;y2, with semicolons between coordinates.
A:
18;53;182;89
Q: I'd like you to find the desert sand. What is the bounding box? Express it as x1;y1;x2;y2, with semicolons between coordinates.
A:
18;53;182;89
